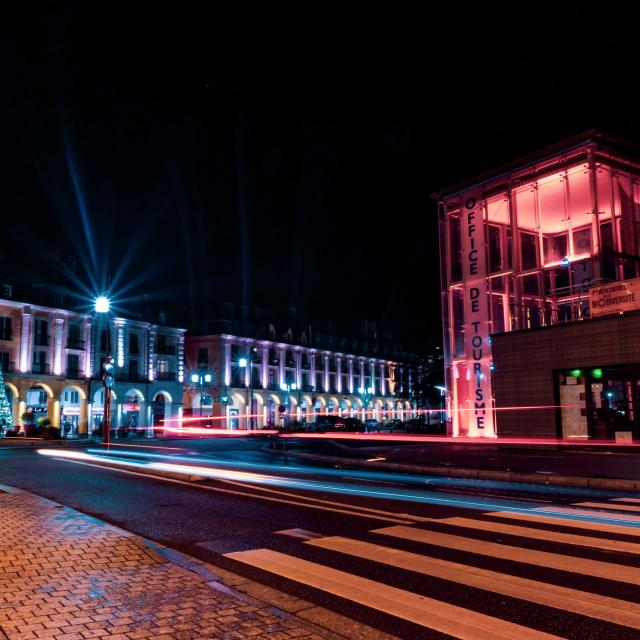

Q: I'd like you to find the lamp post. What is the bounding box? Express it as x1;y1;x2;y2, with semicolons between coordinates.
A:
280;382;297;424
190;372;212;417
238;354;255;429
95;296;112;448
358;386;374;424
435;385;446;425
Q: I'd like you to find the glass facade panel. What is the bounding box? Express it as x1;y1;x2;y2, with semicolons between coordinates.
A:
488;225;502;273
520;232;538;270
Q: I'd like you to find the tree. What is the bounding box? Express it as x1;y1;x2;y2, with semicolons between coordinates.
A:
0;364;14;430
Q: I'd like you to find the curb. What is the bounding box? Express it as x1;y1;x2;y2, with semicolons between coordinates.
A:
263;446;640;492
0;481;397;640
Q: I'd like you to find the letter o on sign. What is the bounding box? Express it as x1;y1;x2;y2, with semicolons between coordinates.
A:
465;198;476;209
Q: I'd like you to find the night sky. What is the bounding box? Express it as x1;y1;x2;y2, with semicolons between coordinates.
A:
2;4;639;350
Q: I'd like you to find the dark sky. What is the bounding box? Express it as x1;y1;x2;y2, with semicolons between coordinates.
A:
2;4;639;349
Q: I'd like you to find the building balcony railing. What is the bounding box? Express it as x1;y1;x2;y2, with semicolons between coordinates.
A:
66;369;82;380
66;340;85;350
156;344;176;355
155;371;177;381
31;363;50;375
34;335;50;347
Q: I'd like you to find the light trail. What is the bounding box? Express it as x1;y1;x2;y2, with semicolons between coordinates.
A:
36;448;640;529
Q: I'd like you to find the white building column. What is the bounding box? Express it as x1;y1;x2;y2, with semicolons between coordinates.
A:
278;348;285;386
310;353;316;390
336;357;342;393
370;361;376;394
348;359;354;393
261;346;268;388
295;351;302;388
359;360;365;391
380;362;386;396
224;341;232;386
19;309;32;373
323;355;329;392
53;317;65;376
83;320;93;377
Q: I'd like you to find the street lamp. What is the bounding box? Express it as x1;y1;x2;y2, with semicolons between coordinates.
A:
358;386;374;422
191;372;212;417
435;385;446;425
238;350;257;428
280;382;297;424
95;296;112;448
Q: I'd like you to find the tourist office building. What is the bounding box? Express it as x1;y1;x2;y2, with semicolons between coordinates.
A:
0;294;185;436
435;131;640;440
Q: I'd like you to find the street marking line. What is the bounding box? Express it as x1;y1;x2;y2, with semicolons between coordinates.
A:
573;501;640;513
435;516;640;554
52;458;413;524
373;525;640;585
486;511;640;537
217;478;432;522
305;535;640;630
534;506;640;523
224;548;564;640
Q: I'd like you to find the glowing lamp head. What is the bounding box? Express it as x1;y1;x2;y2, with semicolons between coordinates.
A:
190;373;199;383
94;296;110;313
561;256;571;267
291;383;297;391
367;387;374;394
204;373;212;383
358;387;365;394
280;382;288;391
238;357;248;368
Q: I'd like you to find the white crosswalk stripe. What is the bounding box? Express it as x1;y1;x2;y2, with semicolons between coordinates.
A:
226;547;565;640
225;509;640;639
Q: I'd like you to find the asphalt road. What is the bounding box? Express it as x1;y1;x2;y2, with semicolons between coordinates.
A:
2;437;640;640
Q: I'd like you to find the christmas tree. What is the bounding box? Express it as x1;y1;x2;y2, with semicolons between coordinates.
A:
0;364;14;431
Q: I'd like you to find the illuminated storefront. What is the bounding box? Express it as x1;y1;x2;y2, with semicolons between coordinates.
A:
435;131;640;438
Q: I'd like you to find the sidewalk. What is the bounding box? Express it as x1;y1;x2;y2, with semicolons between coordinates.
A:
0;485;338;640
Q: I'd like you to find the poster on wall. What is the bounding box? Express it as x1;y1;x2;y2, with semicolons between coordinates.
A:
589;277;640;317
460;193;495;437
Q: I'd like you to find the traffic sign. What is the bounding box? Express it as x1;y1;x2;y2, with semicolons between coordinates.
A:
278;405;286;413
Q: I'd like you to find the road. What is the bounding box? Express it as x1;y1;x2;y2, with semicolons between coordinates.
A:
2;437;640;639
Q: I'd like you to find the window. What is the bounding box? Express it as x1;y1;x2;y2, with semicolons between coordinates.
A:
129;333;140;355
491;295;505;334
452;289;464;357
488;225;502;273
450;216;462;282
129;359;138;380
520;232;538;270
66;354;79;378
572;227;592;254
268;369;276;386
197;347;209;365
100;329;108;352
64;390;79;404
2;284;12;299
67;324;82;349
0;316;11;341
157;359;168;374
34;319;49;346
0;351;9;372
543;233;567;264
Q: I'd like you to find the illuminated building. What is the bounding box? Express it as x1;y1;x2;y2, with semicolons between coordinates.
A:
435;131;640;439
184;325;421;429
0;292;185;436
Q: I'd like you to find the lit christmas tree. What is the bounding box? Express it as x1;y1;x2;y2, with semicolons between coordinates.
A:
0;364;14;430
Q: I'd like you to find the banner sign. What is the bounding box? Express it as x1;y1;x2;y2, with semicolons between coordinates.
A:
589;277;640;317
123;403;140;412
461;193;495;437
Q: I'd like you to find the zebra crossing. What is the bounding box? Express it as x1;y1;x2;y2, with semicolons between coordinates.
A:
225;497;640;640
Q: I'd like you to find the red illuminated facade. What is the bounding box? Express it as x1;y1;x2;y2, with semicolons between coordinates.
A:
435;131;640;438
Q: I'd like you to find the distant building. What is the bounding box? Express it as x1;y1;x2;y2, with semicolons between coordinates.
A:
0;294;185;436
434;131;640;439
184;306;424;429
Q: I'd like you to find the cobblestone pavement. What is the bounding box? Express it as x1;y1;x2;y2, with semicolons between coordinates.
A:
0;487;335;640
